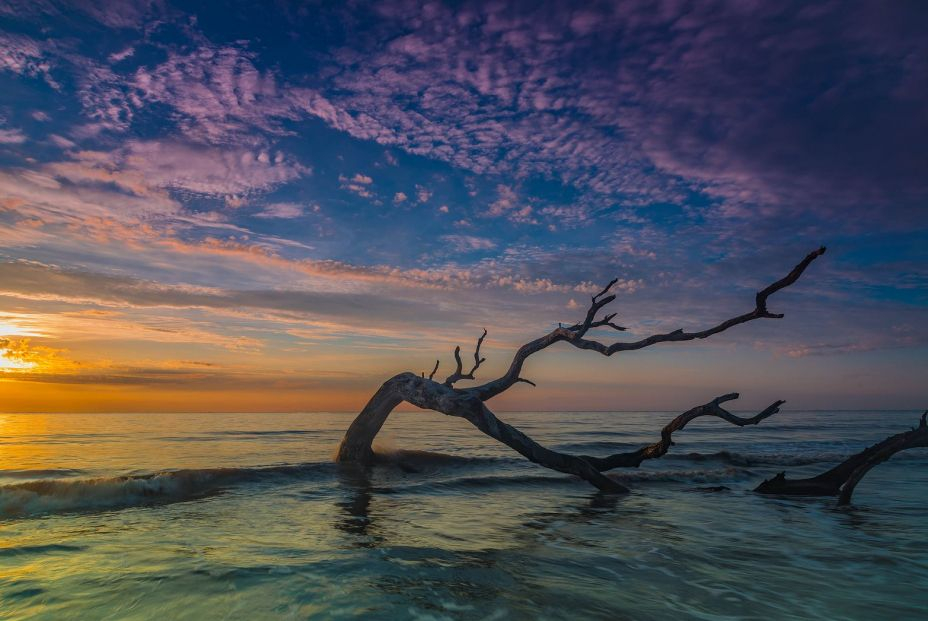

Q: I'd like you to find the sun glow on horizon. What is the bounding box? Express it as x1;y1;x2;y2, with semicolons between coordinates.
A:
0;313;49;338
0;351;36;372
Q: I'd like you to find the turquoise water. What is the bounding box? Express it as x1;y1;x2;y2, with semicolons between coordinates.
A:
1;410;926;619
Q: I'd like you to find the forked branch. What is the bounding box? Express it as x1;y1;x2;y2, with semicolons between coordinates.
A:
468;247;826;401
444;329;487;386
336;248;831;496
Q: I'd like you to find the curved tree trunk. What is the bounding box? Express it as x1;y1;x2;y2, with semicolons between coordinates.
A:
755;412;927;505
336;373;783;494
335;375;406;463
336;372;629;492
335;248;825;493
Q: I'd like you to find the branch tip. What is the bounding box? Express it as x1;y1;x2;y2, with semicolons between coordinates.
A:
593;278;619;302
427;359;440;381
467;247;825;402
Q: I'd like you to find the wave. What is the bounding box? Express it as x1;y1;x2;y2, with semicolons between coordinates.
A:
372;448;518;468
0;468;85;480
665;449;927;467
10;446;918;518
555;441;639;453
610;467;754;483
0;463;332;518
0;543;86;557
397;467;754;494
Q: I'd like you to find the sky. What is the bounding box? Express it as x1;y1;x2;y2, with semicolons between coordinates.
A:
0;0;925;413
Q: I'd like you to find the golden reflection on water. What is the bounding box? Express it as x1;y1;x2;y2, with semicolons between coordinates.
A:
0;413;53;470
0;412;354;474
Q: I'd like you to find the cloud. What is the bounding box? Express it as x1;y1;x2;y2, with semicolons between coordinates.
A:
119;141;310;197
440;235;497;252
485;185;536;223
0;31;59;88
0;336;74;373
5;2;927;227
0;260;477;332
129;44;298;144
253;202;304;219
340;174;373;198
34;139;310;203
48;134;74;148
0;0;924;409
0;128;26;143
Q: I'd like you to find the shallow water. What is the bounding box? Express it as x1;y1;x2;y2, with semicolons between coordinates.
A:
1;409;926;620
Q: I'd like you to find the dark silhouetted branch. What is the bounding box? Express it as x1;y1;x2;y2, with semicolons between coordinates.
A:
444;329;487;386
581;394;784;471
756;411;927;504
336;372;627;492
335;248;826;495
469;247;826;401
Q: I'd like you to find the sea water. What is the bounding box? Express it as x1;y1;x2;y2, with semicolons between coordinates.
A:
1;409;926;620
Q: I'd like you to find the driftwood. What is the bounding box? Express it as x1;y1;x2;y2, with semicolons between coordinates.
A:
578;394;784;471
755;411;927;505
336;247;826;493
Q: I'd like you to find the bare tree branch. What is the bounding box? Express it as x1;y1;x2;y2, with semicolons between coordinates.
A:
334;248;832;496
336;372;628;492
444;329;487;386
466;401;628;493
756;411;928;504
580;394;784;471
468;247;825;401
337;378;781;492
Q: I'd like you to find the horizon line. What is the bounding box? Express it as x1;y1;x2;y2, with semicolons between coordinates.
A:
2;408;924;415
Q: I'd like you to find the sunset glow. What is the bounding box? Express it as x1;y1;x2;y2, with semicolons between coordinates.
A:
1;5;927;619
0;1;925;413
0;351;35;372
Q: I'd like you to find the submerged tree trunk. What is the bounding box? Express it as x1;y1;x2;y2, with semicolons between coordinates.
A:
336;248;826;493
755;411;927;505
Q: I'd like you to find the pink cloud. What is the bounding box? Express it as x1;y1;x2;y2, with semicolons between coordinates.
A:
120;141;310;197
0;127;26;144
254;203;304;219
440;235;497;252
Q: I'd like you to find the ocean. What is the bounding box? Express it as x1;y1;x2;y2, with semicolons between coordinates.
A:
1;409;926;620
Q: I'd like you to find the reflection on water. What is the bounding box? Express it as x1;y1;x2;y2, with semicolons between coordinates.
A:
0;410;926;619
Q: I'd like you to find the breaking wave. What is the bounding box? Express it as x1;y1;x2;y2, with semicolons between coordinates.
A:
12;446;916;519
0;464;332;518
